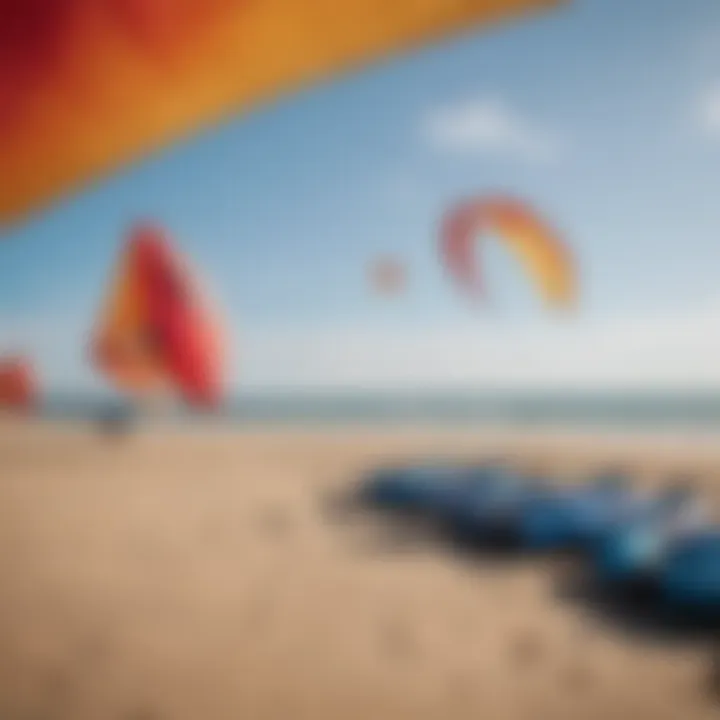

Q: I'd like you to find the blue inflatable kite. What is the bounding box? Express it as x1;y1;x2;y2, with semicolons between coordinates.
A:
591;484;704;589
659;529;720;618
356;460;511;516
513;473;637;551
440;470;547;545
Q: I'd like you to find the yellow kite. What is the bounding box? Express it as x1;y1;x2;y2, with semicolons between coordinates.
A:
440;195;577;309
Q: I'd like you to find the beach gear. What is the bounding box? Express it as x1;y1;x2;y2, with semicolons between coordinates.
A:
592;483;706;589
659;530;720;618
514;472;636;550
440;469;547;545
357;460;512;516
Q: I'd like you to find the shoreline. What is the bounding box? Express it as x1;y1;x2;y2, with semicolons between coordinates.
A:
8;416;720;461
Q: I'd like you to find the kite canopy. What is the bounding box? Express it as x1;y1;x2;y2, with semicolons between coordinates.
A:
91;224;225;409
0;356;37;411
0;0;566;226
439;195;577;309
369;257;406;296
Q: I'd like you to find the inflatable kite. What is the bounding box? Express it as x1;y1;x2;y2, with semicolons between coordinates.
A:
0;356;37;411
357;460;513;516
514;473;638;551
440;196;577;308
369;257;406;296
0;0;566;226
441;470;546;546
592;484;706;591
91;224;225;409
660;530;720;618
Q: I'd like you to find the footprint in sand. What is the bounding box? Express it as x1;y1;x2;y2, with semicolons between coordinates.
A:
564;662;596;693
254;504;296;541
706;647;720;703
379;617;418;661
38;663;78;716
510;629;545;669
123;707;162;720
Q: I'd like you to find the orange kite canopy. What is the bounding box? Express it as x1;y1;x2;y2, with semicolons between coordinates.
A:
440;195;577;309
0;0;566;226
0;356;37;411
91;224;225;409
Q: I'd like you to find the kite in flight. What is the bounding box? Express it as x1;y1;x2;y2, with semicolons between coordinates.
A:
369;257;406;296
439;195;577;309
0;356;37;411
91;223;226;409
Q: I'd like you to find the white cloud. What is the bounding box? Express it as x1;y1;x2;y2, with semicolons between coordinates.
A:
699;85;720;135
422;99;558;162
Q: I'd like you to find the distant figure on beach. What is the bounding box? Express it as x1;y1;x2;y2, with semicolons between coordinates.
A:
97;403;136;438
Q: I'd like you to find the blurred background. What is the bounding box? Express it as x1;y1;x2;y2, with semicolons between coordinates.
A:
2;1;720;719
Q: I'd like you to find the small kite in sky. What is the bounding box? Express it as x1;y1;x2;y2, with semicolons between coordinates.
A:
439;195;577;309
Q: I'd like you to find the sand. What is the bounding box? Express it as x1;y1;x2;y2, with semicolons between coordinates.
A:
1;418;720;720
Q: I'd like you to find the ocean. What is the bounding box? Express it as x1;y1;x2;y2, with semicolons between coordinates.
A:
38;390;720;430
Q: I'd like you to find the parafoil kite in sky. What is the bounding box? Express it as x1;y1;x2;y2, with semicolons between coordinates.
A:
0;0;566;227
439;195;577;308
91;224;225;409
0;356;37;411
369;257;406;296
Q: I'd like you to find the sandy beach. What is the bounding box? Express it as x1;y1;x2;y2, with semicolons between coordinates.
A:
1;418;719;720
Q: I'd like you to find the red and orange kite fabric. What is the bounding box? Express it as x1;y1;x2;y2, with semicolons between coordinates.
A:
0;356;37;411
91;223;225;409
440;195;577;309
0;0;566;226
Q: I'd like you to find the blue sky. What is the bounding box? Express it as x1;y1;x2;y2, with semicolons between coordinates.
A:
2;0;720;392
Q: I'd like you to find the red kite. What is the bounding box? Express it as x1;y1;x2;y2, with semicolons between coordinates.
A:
0;356;37;411
91;223;225;408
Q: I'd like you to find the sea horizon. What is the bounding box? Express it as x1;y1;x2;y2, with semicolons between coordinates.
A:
37;388;720;430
